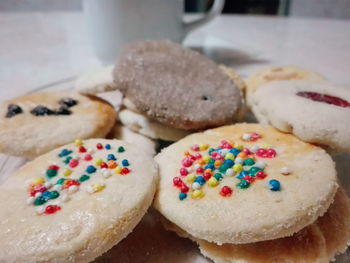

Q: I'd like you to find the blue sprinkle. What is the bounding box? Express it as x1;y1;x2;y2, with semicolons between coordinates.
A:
236;171;249;179
229;148;241;155
107;154;116;161
59;149;72;157
41;191;51;200
204;164;215;170
122;159;129;166
223;159;234;167
195;176;206;185
105;144;111;150
86;165;97;174
268;179;281;191
179;192;187;200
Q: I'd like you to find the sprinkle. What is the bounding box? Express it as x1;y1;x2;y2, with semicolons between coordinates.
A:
179;192;187;200
237;180;250;189
121;167;130;175
108;160;117;169
74;139;83;146
44;182;52;189
114;166;122;174
180;168;188;176
225;169;234;177
84;154;93;161
68;185;79;193
56;178;66;185
59;149;72;157
191;182;201;190
35;192;42;198
235;157;244;164
101;169;111;178
117;146;125;153
280;167;292;175
53;184;63;191
86;165;96;174
268;179;281;191
46;169;58;178
225;153;235;160
63;156;72;165
79;174;90;182
95;158;103;166
105;144;111;150
92;183;105;193
220;186;233;197
242;133;251;141
213;173;223;181
243;158;255;166
107;154;116;161
100;162;108;169
233;164;243;173
195;176;206;185
173;177;183;187
208;177;219;187
186;174;196;183
191;144;200;151
199;143;209;151
235;144;243;150
45;205;61;214
180;184;189;193
256;171;267;179
122;159;129;166
96;143;103;150
191;189;204;199
63;179;80;189
69;159;79;168
34;177;45;185
63;169;72;177
36;206;45;215
34;196;46;206
79;146;87;153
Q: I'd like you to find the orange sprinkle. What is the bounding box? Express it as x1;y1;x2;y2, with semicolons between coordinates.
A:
108;160;118;169
214;160;223;167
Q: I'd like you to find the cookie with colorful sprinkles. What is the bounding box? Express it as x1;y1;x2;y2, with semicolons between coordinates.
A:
0;139;157;262
154;123;338;244
0;91;116;158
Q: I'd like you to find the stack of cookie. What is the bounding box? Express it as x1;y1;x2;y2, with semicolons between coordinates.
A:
0;40;349;262
155;123;350;262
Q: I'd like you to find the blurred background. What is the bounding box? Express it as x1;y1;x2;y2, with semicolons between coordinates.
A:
0;0;350;19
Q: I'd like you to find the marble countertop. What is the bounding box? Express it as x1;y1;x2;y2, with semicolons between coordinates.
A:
0;12;350;100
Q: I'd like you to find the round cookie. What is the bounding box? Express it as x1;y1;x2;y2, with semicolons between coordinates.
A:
245;65;326;106
250;80;350;152
154;123;338;244
113;40;242;130
75;65;116;94
108;123;158;156
118;109;191;141
162;188;350;263
0;139;158;262
0;91;116;158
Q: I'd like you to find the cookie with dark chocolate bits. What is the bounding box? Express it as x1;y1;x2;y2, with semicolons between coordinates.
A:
0;91;115;158
113;41;242;130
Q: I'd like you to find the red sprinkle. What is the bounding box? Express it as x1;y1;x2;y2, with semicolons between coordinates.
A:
220;186;233;197
69;159;79;168
194;153;202;160
243;175;255;183
96;143;103;150
63;180;80;189
297;91;350;108
48;165;59;170
266;149;277;158
173;177;183;187
256;171;267;179
196;167;204;174
100;162;108;169
79;146;87;153
180;184;189;193
121;167;130;175
191;144;200;151
84;154;93;161
182;157;193;167
45;205;61;214
242;148;251;155
180;168;188;176
256;148;267;157
203;172;212;181
250;132;261;141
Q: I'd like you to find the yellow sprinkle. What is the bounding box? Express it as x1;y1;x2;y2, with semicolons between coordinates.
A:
199;143;209;151
202;155;211;163
225;153;235;160
187;174;196;183
262;143;270;149
34;177;45;185
114;166;122;174
93;183;105;192
74;139;83;146
208;177;219;187
63;169;72;177
233;164;243;173
191;190;204;199
235;144;243;150
95;158;103;166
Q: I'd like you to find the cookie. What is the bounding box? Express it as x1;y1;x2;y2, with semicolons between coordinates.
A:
0;139;157;262
118;109;191;141
245;65;326;106
113;40;242;130
162;188;350;263
154;123;338;244
108;123;158;156
250;80;350;152
0;91;115;158
75;65;116;94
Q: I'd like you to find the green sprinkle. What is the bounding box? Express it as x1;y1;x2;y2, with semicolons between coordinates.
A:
237;180;250;189
79;174;90;182
34;196;47;206
117;146;125;153
214;173;223;181
249;167;262;176
56;178;66;185
219;164;229;173
208;159;215;165
46;169;57;178
50;191;60;199
63;156;72;165
243;158;255;166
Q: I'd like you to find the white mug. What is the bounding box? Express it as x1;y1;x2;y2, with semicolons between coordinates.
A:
82;0;225;64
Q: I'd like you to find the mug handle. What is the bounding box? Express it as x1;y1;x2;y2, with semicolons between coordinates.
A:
184;0;225;34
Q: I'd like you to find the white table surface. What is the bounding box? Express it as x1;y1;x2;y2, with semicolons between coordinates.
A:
0;13;350;101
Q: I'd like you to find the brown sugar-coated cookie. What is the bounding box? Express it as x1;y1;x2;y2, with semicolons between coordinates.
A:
113;41;242;130
0;91;115;158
